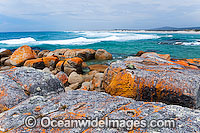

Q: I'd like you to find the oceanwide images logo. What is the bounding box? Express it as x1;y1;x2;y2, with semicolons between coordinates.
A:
24;115;176;130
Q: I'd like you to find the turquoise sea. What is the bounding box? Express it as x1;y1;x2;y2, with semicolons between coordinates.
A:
0;31;200;61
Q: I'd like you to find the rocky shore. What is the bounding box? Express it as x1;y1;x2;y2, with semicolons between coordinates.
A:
0;45;200;132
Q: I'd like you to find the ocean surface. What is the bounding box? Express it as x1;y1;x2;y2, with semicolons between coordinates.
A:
0;31;200;62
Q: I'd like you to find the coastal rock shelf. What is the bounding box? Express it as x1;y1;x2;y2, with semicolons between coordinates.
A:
0;67;64;111
0;90;199;132
0;45;200;132
103;52;200;109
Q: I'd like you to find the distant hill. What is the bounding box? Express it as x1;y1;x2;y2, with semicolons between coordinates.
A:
149;26;200;31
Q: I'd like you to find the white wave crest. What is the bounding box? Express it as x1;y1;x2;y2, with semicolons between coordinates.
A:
175;41;200;46
182;42;200;46
0;33;161;46
0;37;36;44
78;31;125;37
0;48;7;53
36;34;160;45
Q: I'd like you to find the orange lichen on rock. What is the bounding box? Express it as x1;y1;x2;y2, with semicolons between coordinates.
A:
10;45;38;66
0;104;8;113
56;61;65;71
64;57;83;65
172;60;189;67
42;56;59;68
34;106;41;112
158;54;171;60
24;58;45;69
105;69;138;98
56;72;68;86
24;58;43;67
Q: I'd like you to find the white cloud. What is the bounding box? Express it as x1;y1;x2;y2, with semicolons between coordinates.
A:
0;0;200;31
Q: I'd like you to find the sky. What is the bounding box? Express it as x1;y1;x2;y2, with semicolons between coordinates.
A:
0;0;200;32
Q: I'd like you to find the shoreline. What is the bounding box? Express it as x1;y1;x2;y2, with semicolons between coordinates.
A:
111;30;200;34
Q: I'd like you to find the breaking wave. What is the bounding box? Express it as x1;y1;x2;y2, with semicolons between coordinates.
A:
0;33;161;46
0;37;36;45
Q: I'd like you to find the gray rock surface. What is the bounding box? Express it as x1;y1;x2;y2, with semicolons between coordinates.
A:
0;67;64;110
0;90;199;132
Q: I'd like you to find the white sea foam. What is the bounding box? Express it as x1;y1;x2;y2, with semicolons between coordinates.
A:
0;48;7;52
0;32;162;46
182;42;200;46
78;31;125;37
0;37;36;44
175;41;200;46
36;34;160;45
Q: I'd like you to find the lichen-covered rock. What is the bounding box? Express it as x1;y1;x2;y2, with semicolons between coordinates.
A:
42;56;59;70
24;58;45;69
90;73;104;91
0;90;199;132
0;73;29;110
56;60;64;71
141;52;171;60
81;81;92;90
33;50;40;56
0;67;64;111
48;49;69;56
95;49;112;60
56;71;68;86
103;53;200;109
64;49;96;61
88;64;108;73
10;45;37;66
63;57;83;75
38;50;50;58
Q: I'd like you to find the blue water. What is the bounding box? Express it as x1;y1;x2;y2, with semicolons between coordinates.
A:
0;31;200;60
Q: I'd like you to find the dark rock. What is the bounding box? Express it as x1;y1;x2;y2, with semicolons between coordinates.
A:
0;50;12;58
136;51;145;56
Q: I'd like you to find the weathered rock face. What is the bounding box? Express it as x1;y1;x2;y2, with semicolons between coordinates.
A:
10;45;38;66
68;71;83;84
63;57;83;75
0;50;12;58
88;64;108;73
141;52;170;60
38;50;50;58
90;73;104;91
64;49;96;61
24;56;58;70
0;73;29;110
43;56;59;70
103;53;200;109
95;49;112;60
0;57;9;66
0;67;64;111
24;58;45;69
0;90;199;132
56;71;68;86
